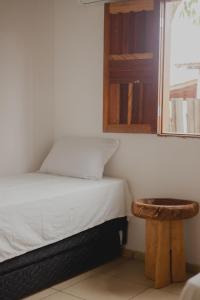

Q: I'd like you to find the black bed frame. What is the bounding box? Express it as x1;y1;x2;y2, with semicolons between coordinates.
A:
0;217;127;300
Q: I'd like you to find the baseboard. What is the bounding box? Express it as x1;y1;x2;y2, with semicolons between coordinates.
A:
122;248;200;274
122;248;144;261
186;263;200;274
121;248;135;259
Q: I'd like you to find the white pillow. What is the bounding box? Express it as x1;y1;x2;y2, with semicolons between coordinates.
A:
40;136;119;180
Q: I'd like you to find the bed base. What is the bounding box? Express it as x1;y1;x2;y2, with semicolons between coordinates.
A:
0;217;127;300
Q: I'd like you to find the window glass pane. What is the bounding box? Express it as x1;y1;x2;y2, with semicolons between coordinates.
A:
162;0;200;135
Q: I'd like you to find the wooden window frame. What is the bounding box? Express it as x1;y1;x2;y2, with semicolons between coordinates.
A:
157;0;200;138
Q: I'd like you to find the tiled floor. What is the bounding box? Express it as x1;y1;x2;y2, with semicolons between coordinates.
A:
24;258;189;300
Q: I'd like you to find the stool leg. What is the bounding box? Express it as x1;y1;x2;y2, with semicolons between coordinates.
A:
171;220;186;282
155;221;171;288
145;220;158;280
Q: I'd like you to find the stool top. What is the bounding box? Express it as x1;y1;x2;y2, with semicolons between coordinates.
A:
132;198;199;221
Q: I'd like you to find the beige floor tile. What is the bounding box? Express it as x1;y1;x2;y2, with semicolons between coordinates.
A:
111;259;154;287
53;270;96;291
44;291;82;300
53;258;127;291
132;288;180;300
161;282;186;295
64;273;148;300
157;272;194;295
23;288;56;300
93;257;127;275
90;258;129;278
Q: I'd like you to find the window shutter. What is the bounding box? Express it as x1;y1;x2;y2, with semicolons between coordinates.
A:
103;0;160;133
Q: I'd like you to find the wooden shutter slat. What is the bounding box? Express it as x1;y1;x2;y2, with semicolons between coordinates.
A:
109;0;154;14
128;83;134;125
110;14;122;54
139;82;144;123
106;124;152;133
134;12;147;52
145;11;155;52
110;53;153;61
122;14;129;53
120;84;129;124
132;82;140;123
127;12;135;53
109;84;120;124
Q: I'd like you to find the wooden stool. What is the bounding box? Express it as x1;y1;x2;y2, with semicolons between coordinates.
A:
132;198;199;289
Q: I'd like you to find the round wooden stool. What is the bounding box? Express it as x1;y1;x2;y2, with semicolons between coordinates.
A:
132;198;199;289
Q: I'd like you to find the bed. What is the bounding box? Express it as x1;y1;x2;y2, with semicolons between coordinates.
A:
0;172;129;300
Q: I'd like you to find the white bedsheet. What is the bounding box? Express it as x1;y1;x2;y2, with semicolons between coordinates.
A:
0;173;130;263
180;273;200;300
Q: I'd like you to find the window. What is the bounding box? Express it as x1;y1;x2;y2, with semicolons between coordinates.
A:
159;0;200;136
103;0;161;133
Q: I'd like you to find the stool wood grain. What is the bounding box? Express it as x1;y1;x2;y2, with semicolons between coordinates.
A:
132;198;199;289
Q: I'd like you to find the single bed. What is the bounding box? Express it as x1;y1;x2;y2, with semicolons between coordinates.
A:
0;172;129;300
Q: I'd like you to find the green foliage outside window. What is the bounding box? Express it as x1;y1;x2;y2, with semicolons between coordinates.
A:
180;0;200;24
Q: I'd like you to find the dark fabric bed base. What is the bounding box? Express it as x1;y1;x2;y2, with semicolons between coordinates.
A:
0;217;127;300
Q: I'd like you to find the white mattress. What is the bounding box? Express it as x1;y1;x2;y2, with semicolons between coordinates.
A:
0;173;130;263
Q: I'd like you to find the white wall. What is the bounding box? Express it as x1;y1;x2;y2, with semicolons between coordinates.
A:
0;0;54;175
54;0;200;265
